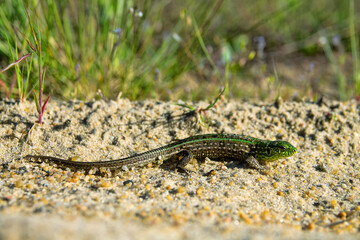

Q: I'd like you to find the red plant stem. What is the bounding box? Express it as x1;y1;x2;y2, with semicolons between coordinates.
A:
38;63;42;124
9;73;17;99
0;79;9;96
38;36;43;124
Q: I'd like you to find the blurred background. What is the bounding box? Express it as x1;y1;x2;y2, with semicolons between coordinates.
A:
0;0;359;101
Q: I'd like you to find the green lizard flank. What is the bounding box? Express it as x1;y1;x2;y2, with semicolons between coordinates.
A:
24;133;298;173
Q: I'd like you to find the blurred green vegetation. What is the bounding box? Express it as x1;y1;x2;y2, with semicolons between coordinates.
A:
0;0;359;101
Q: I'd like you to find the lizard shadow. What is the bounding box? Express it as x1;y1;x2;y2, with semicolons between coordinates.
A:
158;157;263;176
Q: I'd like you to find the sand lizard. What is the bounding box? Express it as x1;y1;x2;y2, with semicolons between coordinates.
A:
25;133;298;173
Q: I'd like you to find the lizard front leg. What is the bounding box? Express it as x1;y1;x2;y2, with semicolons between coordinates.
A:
245;156;270;171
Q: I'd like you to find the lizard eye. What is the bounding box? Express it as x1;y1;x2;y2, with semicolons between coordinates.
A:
267;148;271;155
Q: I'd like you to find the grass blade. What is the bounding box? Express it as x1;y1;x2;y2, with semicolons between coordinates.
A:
32;88;40;114
22;0;39;52
0;53;31;73
41;91;51;114
349;0;360;96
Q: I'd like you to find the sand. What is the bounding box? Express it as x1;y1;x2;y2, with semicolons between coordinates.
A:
0;98;359;239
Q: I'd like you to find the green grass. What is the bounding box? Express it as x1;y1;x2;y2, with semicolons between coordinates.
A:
0;0;359;101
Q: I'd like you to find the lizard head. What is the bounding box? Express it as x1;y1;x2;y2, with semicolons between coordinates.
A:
254;140;298;162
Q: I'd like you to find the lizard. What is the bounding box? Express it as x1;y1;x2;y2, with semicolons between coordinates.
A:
24;133;298;173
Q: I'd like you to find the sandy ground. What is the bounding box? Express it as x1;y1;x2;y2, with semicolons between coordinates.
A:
0;98;359;239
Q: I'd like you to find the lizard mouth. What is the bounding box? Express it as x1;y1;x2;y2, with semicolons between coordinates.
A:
290;146;298;155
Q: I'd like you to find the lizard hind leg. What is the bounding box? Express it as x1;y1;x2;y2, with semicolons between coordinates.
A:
161;149;193;174
175;150;193;174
